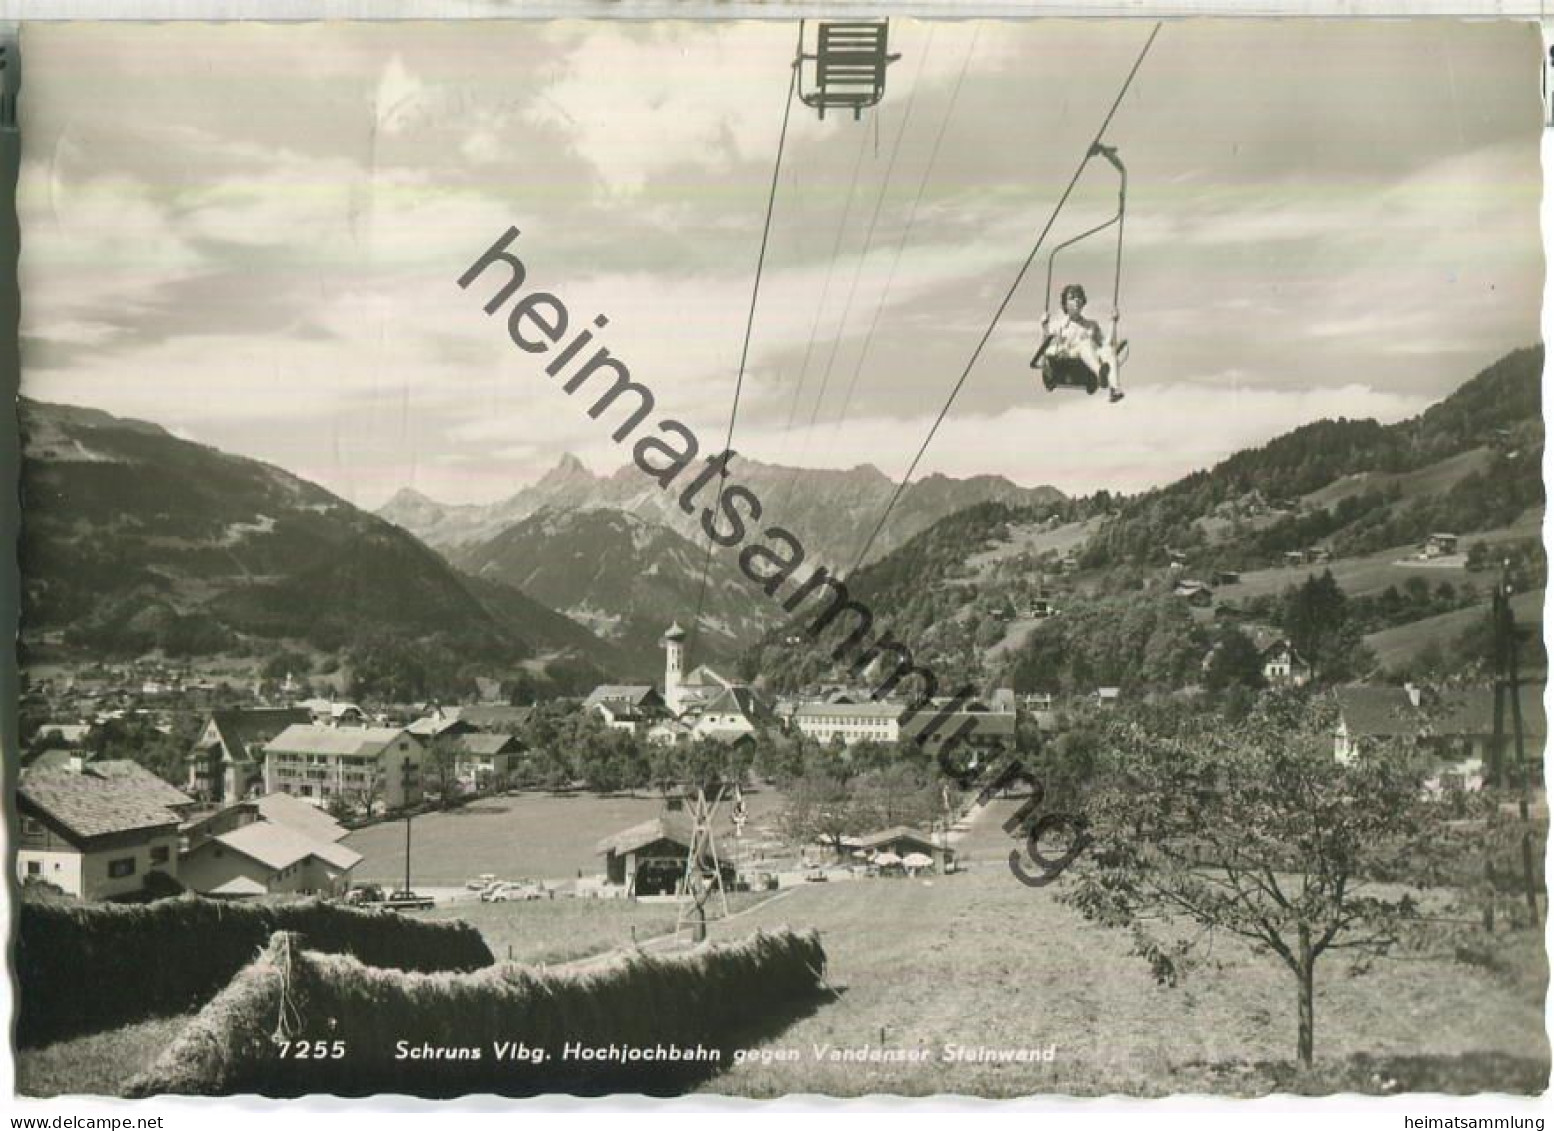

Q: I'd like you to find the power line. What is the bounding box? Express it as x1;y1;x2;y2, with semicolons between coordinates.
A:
847;22;1162;577
688;25;803;656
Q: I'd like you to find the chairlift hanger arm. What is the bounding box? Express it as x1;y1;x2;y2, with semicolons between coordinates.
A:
1041;141;1129;316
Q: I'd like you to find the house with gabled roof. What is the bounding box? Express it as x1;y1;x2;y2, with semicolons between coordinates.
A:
855;825;956;872
583;685;667;733
17;763;191;900
458;704;535;733
180;817;362;899
263;724;425;811
450;732;526;791
186;707;310;804
596;816;732;895
1334;682;1547;791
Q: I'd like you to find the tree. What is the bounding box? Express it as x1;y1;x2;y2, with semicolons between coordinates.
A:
777;772;858;858
1064;694;1454;1068
1281;571;1369;682
1203;625;1266;692
850;763;941;831
423;736;464;803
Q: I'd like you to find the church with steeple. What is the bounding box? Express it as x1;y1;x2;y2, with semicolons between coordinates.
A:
582;622;769;747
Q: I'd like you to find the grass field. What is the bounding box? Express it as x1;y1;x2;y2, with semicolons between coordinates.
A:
1366;588;1544;673
415;890;777;965
689;799;1549;1098
16;1014;195;1098
346;787;789;886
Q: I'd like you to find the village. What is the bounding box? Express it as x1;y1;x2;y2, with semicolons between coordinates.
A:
16;582;1546;908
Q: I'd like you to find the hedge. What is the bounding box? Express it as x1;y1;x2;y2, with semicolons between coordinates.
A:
128;927;828;1098
17;896;494;1047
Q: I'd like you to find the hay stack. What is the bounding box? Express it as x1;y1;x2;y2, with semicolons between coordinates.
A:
18;895;493;1047
128;927;828;1098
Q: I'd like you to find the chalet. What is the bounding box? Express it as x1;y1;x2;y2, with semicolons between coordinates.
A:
1173;580;1214;607
407;708;476;741
263;725;426;810
1260;639;1312;688
689;685;768;745
1095;687;1122;708
1334;683;1548;791
1164;547;1189;570
583;685;666;733
792;702;903;746
186;707;310;804
17;763;192;900
596;817;733;896
1422;533;1460;559
450;732;525;791
180;818;361;899
1283;550;1309;567
854;825;956;873
1029;597;1058;619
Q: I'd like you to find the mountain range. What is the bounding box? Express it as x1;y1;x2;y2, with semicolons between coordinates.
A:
17;399;622;693
379;454;1065;569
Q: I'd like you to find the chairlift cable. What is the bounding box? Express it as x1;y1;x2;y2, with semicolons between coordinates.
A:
772;111;876;475
829;24;968;448
772;30;937;520
687;22;804;657
847;22;1162;577
806;35;930;431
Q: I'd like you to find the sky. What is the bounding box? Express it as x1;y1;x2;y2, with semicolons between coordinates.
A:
16;18;1545;510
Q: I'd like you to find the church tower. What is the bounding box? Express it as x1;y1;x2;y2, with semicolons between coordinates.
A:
663;621;687;715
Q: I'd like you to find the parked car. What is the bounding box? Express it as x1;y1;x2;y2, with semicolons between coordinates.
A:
483;881;545;902
346;884;384;905
804;867;829;883
384;889;435;911
465;873;497;891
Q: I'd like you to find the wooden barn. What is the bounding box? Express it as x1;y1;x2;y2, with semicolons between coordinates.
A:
596;817;734;896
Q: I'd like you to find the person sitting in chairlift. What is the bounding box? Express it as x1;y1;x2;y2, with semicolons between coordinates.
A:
1039;283;1125;403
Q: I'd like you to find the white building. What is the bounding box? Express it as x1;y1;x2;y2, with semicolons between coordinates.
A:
791;702;903;745
263;725;425;810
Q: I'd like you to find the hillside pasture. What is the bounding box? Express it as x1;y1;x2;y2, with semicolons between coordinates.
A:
1300;448;1496;511
345;788;788;886
1212;545;1476;603
695;799;1549;1098
962;516;1108;573
1366;588;1543;673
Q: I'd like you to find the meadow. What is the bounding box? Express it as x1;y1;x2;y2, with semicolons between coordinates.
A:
345;786;789;886
693;799;1550;1098
19;794;1547;1099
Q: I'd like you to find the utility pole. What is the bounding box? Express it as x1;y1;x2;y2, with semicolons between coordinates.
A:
1490;561;1538;922
403;812;412;895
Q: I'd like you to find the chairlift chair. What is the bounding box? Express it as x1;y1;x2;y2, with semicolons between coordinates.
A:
1031;143;1131;395
796;21;901;121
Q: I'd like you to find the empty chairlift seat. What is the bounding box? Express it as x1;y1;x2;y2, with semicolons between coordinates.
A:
797;22;900;120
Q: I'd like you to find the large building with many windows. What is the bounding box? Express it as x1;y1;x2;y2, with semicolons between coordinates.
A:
791;702;904;745
262;725;426;811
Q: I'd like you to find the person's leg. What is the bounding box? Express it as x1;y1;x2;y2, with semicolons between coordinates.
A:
1098;340;1124;402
